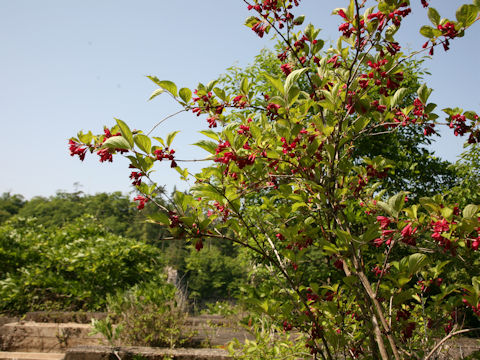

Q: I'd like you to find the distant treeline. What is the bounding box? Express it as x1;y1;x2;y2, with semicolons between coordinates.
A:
0;191;247;313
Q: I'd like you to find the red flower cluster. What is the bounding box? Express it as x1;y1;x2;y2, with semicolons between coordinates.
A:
266;103;281;120
401;223;417;246
285;233;313;251
129;171;144;186
69;140;87;161
280;63;293;76
449;113;469;137
373;216;395;247
133;195;148;210
371;265;384;277
97;148;113;163
168;211;181;228
232;94;247;108
362;59;404;95
213;201;230;222
466;236;480;251
327;55;340;68
367;4;411;31
438;22;458;40
337;8;365;39
192;90;224;128
430;218;455;252
370;100;387;113
246;0;300;33
153;148;177;168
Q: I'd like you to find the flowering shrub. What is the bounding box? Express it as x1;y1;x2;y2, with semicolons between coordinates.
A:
70;1;480;358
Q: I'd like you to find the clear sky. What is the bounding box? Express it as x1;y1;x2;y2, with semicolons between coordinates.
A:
1;1;479;199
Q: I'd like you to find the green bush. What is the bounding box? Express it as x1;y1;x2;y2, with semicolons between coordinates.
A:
184;244;247;303
0;215;165;313
100;280;194;348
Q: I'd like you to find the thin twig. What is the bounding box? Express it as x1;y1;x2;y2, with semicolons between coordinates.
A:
147;110;186;135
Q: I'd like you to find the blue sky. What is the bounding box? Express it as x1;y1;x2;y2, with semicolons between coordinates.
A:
1;1;479;199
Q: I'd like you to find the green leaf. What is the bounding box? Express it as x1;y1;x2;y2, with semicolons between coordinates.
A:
179;88;192;103
193;140;218;154
244;15;259;28
391;88;408;107
403;253;429;275
417;84;432;104
347;0;354;19
293;15;305;25
199;130;219;141
284;68;308;96
262;73;284;95
146;212;170;226
474;0;480;9
463;204;479;219
388;192;406;217
441;206;453;220
403;205;418;220
287;86;301;106
292;202;307;212
134;134;152;154
353;116;370;133
115;118;134;147
77;131;93;144
213;87;227;101
101;136;132;150
419;197;440;214
166;131;180;148
147;75;163;87
153;136;165;147
361;224;380;243
456;4;479;26
175;166;189;180
159;80;178;97
464;111;478;120
428;7;441;26
377;201;394;217
147;77;178;97
148;88;164;101
385;24;399;41
240;77;249;94
420;25;435;38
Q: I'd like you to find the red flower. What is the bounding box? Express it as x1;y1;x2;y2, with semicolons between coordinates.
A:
376;216;391;229
133;195;148;210
68;140;87;161
280;63;293;76
97;148;113;163
401;223;417;245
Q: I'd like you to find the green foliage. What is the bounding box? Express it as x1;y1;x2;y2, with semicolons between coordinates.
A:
0;215;165;313
102;280;194;348
90;316;123;347
15;191;168;243
0;192;25;224
184;244;248;302
228;315;310;360
447;144;480;206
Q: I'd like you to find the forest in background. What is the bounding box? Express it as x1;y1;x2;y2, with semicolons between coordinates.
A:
0;189;248;314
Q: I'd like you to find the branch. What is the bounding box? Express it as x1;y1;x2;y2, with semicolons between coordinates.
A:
424;328;480;360
147;110;186;135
